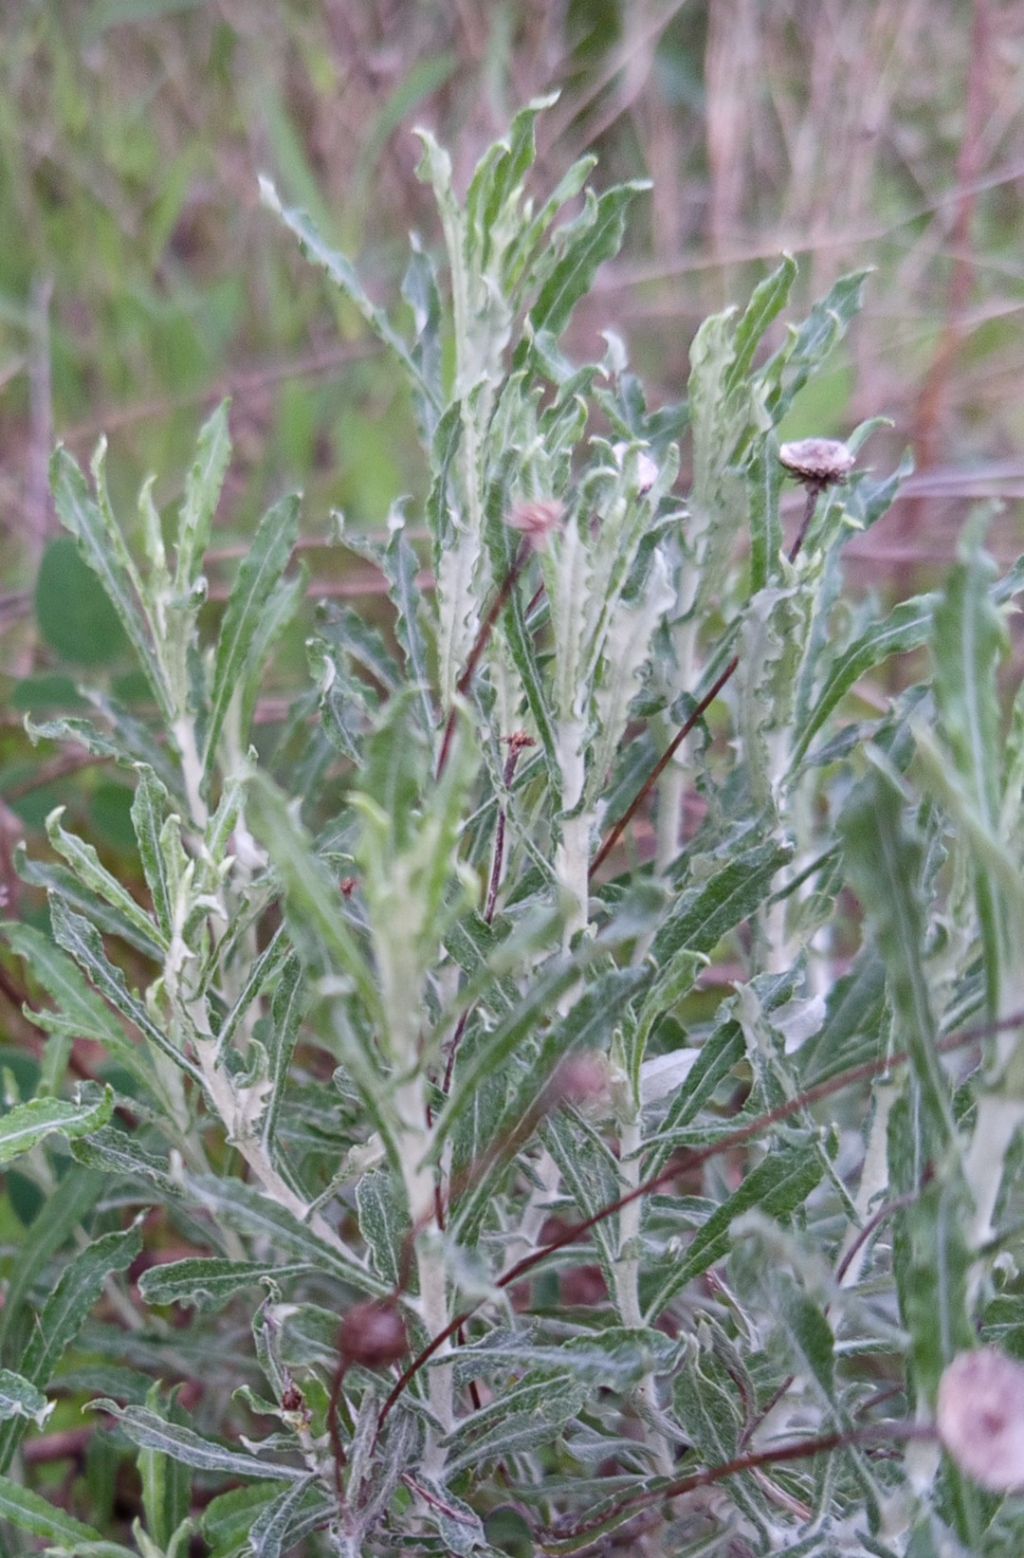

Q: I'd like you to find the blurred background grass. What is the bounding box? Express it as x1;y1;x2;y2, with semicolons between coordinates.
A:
0;0;1022;875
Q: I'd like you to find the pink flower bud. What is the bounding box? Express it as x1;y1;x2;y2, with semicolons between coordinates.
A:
506;499;565;550
937;1347;1024;1492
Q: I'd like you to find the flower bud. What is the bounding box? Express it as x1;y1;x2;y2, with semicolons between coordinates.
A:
612;442;659;494
506;499;565;550
338;1300;408;1370
551;1050;611;1111
937;1347;1024;1492
778;438;855;486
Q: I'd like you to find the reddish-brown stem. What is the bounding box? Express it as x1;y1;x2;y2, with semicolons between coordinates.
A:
592;477;825;874
328;1358;351;1500
441;732;535;1098
485;732;534;924
591;654;739;873
788;478;826;563
834;1189;921;1286
539;1419;933;1550
436;542;529;781
374;1005;1017;1437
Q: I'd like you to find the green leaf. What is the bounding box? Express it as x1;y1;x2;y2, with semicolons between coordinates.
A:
175;399;231;591
650;839;791;971
69;1126;180;1199
15;847;165;961
0;1087;113;1166
932;524;1009;1014
35;537;128;666
130;764;176;941
248;1474;330;1558
46;805;167;954
139;1258;313;1312
0;1473;131;1553
1;920;136;1055
183;1174;387;1296
748;435;783;593
50;445;171;719
644;1139;824;1317
726;253;798;393
89;1401;307;1480
357;1169;407;1290
528;182;649;342
792;593;939;767
203;493;299;779
841;758;956;1147
247;773;380;1019
49;895;202;1086
0;1169;105;1364
442;1372;587;1475
201;1480;329;1558
260;177;431;400
138;1384;191;1551
0;1224;142;1472
0;1370;51;1428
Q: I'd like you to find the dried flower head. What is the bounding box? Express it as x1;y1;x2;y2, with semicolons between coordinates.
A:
778;438;855;487
937;1347;1024;1492
506;498;565;550
338;1300;409;1370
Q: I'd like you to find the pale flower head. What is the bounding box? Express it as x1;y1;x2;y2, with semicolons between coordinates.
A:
506;498;565;550
937;1347;1024;1492
779;437;855;487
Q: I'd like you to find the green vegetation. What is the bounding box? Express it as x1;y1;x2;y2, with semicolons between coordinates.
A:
2;7;1024;1556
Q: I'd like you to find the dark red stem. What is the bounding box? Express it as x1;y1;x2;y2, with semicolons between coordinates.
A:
374;1004;1017;1437
436;542;529;781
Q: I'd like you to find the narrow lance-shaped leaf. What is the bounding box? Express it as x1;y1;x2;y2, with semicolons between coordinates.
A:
46;805;167;953
183;1173;387;1296
259;177;431;401
644;1140;824;1318
726;252;798;393
139;1258;314;1313
50;445;171;719
841;756;956;1147
175;399;231;590
0;1473;133;1555
0;1086;113;1167
203;493;299;780
247;774;381;1021
88;1401;308;1481
932;523;1009;1015
131;764;175;941
527;181;649;343
49;895;204;1087
0;1371;51;1428
1;920;138;1054
138;1383;191;1551
791;592;940;768
0;1224;142;1473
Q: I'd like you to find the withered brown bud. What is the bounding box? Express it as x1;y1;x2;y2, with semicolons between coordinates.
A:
506;498;565;550
937;1347;1024;1492
338;1300;408;1370
778;438;855;487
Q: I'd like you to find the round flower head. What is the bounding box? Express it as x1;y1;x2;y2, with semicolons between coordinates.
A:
506;498;565;551
778;438;856;487
937;1347;1024;1492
